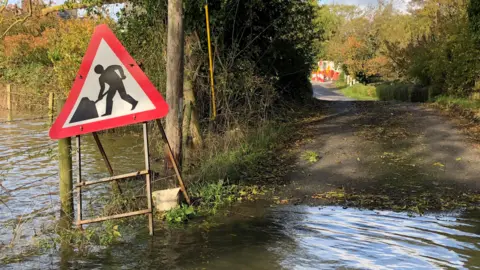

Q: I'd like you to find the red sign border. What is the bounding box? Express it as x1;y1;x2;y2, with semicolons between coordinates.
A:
49;24;169;139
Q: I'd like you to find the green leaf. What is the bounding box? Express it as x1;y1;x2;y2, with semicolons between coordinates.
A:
185;206;194;215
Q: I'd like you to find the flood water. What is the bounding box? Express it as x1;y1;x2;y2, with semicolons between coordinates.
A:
1;111;480;269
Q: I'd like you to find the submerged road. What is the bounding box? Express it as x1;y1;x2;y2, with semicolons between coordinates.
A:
312;81;355;101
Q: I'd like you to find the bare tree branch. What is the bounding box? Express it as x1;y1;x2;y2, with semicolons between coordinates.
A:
1;0;32;39
41;0;125;16
41;3;94;16
0;0;10;24
0;0;9;13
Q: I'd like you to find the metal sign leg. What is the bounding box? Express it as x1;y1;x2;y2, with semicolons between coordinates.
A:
92;132;123;194
143;123;154;236
76;135;83;229
155;119;191;204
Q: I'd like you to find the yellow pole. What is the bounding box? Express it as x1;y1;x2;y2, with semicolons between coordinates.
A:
205;4;216;119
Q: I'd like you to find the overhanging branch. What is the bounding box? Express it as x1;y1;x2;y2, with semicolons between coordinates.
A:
41;0;126;16
1;0;31;38
0;0;9;13
41;3;95;16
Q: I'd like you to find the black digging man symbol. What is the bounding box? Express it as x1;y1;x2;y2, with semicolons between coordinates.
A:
70;65;139;124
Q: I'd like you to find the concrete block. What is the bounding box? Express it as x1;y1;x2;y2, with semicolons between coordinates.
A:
152;188;181;212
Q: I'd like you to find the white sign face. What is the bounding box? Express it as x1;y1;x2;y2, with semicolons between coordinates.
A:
63;39;155;128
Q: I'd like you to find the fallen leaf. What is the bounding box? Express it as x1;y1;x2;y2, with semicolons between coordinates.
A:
456;157;462;161
433;162;445;167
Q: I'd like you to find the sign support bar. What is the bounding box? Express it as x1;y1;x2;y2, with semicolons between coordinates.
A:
156;120;191;204
143;122;154;236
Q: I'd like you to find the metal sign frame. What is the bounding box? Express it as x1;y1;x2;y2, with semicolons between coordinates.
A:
74;121;190;236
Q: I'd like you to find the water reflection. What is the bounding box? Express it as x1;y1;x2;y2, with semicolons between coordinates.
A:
8;205;477;270
277;206;480;269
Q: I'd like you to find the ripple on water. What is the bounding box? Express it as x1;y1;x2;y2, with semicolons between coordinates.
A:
275;206;480;270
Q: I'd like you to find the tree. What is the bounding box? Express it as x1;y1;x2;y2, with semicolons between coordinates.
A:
165;0;184;166
469;0;480;43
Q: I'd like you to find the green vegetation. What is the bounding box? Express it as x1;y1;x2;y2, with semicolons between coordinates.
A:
302;150;320;163
163;182;268;225
164;204;195;224
160;122;292;224
340;84;378;101
435;95;480;110
189;123;292;184
338;82;432;102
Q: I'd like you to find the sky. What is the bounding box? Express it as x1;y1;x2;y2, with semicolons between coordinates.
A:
10;0;124;19
321;0;409;11
8;0;408;17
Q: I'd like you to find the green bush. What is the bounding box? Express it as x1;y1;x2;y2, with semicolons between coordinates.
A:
165;204;195;224
376;83;410;102
394;84;410;102
435;95;480;110
428;85;444;101
376;84;394;101
340;84;377;100
410;85;429;102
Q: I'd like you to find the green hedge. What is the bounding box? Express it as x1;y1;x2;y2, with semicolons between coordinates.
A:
375;83;429;102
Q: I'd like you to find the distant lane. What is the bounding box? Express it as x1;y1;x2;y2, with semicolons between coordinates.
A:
312;82;355;101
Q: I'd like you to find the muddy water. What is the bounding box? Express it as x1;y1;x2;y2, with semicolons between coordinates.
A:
1;112;480;269
0;111;163;258
9;206;480;270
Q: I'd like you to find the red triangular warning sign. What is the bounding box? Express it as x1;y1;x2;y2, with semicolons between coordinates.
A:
49;24;169;139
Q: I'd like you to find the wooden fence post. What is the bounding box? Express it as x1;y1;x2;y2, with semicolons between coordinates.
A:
6;84;11;111
6;84;12;121
48;92;54;122
58;99;74;222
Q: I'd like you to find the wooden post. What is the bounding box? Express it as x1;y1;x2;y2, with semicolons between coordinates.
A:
143;123;154;236
48;92;54;123
205;4;216;120
166;0;184;168
58;99;73;222
156;119;191;204
75;135;82;229
6;84;12;121
182;101;192;150
92;132;122;194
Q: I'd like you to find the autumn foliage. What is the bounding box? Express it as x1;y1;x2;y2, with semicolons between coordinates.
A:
321;0;480;96
0;7;111;99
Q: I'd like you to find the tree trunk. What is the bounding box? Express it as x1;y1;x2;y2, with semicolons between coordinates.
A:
184;83;203;148
183;34;203;150
166;0;184;168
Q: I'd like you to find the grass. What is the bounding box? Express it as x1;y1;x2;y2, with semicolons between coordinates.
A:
302;150;319;163
334;80;348;89
337;81;430;102
187;122;293;185
340;84;378;101
435;95;480;110
157;121;296;225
